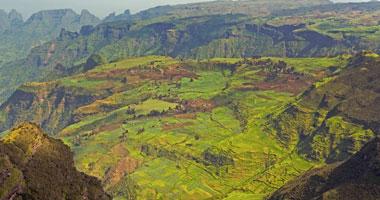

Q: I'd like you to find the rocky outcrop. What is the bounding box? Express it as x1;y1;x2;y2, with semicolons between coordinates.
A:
103;10;132;23
0;122;111;200
23;9;100;38
0;9;23;32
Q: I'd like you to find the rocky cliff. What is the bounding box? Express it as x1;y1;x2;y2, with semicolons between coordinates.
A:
0;122;110;199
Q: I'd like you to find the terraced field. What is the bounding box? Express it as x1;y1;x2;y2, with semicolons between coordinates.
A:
11;55;343;199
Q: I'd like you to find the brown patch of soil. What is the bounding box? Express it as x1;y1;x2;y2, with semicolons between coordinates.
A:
93;123;120;135
162;122;195;131
162;69;199;81
181;99;217;113
256;94;272;101
174;113;197;119
111;144;130;157
237;73;317;95
104;157;142;186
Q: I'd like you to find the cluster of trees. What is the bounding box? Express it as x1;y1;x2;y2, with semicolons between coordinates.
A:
147;109;169;117
257;59;303;81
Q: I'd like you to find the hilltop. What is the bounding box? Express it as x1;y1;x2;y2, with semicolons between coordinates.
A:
104;0;332;21
0;122;110;199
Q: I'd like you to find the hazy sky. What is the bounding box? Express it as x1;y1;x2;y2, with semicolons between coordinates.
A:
1;0;371;20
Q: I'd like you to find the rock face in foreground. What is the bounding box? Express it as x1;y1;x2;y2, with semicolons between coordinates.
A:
0;122;110;200
269;137;380;200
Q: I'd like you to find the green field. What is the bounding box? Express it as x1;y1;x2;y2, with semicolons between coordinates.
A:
43;55;349;199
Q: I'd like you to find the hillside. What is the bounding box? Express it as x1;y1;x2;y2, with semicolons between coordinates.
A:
0;122;110;199
270;51;380;163
268;137;380;200
0;54;350;199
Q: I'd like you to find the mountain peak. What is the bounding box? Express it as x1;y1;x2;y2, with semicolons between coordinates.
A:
8;9;23;21
79;9;101;25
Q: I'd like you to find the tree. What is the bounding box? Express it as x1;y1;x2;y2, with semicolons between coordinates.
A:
121;77;127;84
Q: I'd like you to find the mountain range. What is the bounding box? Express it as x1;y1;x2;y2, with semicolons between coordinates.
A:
2;1;380;104
0;9;100;67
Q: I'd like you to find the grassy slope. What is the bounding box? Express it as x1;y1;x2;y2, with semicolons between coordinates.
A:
270;51;380;164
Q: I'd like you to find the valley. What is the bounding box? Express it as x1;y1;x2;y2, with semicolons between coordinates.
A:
0;0;379;199
2;53;375;199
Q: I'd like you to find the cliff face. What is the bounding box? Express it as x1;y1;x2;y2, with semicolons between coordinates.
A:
0;9;23;32
103;0;332;21
0;15;359;103
0;122;110;200
271;51;380;163
0;84;102;135
268;137;380;200
23;9;100;39
0;54;135;135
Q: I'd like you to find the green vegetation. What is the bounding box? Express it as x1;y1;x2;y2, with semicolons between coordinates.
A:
0;54;357;199
269;137;380;200
1;1;380;199
271;51;380;163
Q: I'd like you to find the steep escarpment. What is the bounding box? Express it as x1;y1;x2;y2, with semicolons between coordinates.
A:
0;9;23;32
102;0;332;21
0;82;103;135
0;9;100;66
0;122;110;199
269;137;380;200
0;12;372;103
271;51;380;163
22;9;100;39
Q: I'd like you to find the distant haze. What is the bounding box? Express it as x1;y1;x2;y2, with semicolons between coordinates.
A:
1;0;372;20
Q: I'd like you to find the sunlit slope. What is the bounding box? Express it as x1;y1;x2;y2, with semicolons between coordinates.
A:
270;51;380;163
269;137;380;200
0;55;346;199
